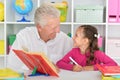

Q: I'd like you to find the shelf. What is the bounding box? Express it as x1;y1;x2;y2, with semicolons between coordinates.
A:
73;23;106;25
6;22;35;24
60;22;72;25
0;22;4;24
0;55;5;57
108;23;120;25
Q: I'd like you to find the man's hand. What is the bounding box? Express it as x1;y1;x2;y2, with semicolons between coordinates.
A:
53;63;60;73
55;65;60;73
72;65;83;72
83;66;94;71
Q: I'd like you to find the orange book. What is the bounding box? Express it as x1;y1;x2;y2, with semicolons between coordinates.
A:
13;49;59;77
96;64;120;76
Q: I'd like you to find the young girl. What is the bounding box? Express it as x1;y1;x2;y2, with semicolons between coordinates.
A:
56;25;118;72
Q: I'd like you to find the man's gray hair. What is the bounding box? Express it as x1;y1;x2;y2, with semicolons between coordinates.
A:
34;2;60;27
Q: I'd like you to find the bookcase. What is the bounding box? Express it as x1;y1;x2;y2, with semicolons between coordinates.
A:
0;0;120;68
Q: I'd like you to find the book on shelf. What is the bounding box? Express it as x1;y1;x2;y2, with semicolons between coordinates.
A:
96;64;120;76
13;49;59;77
0;68;24;80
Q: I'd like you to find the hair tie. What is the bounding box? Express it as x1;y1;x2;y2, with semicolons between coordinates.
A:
94;34;100;38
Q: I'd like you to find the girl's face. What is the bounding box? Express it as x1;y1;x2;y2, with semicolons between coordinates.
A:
73;28;87;47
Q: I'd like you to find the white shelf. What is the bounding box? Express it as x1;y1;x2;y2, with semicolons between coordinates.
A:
73;23;106;25
108;23;120;25
0;0;120;68
60;22;72;25
0;22;4;24
0;55;5;57
6;22;34;24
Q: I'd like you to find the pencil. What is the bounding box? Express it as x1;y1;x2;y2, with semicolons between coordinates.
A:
69;57;79;65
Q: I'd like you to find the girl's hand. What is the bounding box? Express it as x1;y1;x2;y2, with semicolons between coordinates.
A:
72;65;83;72
83;66;94;71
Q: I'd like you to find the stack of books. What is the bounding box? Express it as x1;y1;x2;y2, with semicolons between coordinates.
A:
96;64;120;80
0;68;24;80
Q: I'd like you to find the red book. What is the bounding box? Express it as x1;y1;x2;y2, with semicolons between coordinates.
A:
13;49;59;77
96;64;120;76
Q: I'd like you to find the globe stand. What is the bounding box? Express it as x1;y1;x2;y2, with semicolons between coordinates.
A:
17;16;31;22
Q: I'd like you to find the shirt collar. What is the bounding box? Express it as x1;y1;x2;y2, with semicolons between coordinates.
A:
36;31;41;39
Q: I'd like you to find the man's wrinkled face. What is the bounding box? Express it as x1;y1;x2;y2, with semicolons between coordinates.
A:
40;17;60;40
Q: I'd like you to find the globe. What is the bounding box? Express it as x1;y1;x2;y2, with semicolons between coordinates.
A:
0;2;4;21
13;0;33;22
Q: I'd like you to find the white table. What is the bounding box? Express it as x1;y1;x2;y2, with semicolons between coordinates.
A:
26;69;102;80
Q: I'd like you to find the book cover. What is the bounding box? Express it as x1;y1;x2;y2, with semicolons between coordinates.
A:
96;64;120;76
13;49;59;77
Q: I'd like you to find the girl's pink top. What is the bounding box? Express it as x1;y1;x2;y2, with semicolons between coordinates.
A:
56;48;118;70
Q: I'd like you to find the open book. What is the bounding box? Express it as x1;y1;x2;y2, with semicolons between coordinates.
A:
13;49;59;77
96;64;120;76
